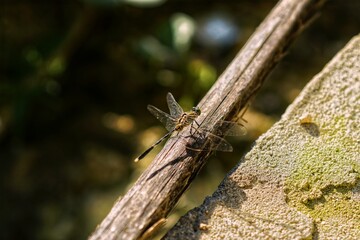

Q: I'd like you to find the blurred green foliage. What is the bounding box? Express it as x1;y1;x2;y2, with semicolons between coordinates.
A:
1;0;359;239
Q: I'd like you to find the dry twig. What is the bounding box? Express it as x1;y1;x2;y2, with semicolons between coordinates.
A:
89;0;326;239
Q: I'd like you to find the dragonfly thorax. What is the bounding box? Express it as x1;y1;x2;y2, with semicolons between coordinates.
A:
174;108;200;131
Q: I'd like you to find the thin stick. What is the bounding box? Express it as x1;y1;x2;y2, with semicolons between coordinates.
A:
89;1;326;239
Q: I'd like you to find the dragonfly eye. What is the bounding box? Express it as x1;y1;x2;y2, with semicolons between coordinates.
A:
192;106;201;115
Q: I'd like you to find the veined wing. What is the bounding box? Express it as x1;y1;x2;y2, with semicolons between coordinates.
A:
166;92;183;118
216;121;247;136
207;133;233;152
147;105;176;131
221;121;247;136
186;120;246;152
186;131;233;152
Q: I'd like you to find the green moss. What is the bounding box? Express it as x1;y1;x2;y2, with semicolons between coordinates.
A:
285;116;360;222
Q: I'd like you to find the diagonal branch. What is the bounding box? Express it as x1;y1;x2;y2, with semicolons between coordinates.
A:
89;0;327;239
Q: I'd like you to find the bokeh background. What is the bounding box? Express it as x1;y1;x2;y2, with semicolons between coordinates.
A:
1;0;359;239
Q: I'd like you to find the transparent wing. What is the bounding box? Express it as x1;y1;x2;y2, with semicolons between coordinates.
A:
185;131;233;152
147;105;176;131
207;133;233;152
198;121;246;137
216;121;247;136
166;92;183;118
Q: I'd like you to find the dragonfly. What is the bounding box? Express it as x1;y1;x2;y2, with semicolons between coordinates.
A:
134;93;246;162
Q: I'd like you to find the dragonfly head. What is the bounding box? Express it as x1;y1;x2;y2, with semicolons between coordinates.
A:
192;106;201;116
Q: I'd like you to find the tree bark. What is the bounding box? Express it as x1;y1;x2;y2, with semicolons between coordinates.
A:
89;0;326;239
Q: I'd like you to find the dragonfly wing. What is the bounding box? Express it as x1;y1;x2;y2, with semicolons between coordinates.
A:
207;133;233;152
147;105;176;131
186;132;233;152
167;92;183;118
217;121;247;136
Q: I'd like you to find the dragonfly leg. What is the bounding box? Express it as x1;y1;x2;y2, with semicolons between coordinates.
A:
190;120;201;135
